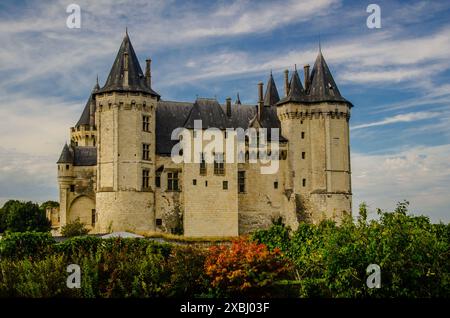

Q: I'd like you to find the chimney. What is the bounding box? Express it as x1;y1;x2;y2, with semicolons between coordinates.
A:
258;81;263;121
145;58;152;87
123;52;129;87
226;97;232;117
284;69;289;97
304;64;310;92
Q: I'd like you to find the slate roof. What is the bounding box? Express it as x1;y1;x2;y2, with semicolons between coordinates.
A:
183;98;229;130
98;32;160;98
75;94;93;127
263;73;280;106
278;50;352;106
56;144;96;166
57;144;73;163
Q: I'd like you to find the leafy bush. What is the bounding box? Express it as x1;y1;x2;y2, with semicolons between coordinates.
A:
205;238;292;297
252;202;450;298
61;218;89;237
0;231;55;260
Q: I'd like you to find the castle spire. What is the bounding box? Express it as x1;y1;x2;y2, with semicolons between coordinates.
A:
309;49;344;102
263;72;280;106
98;31;160;98
235;92;241;105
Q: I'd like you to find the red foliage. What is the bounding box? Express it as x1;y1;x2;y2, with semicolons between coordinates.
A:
205;237;290;296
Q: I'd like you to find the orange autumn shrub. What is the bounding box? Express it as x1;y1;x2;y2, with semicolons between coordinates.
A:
205;237;291;297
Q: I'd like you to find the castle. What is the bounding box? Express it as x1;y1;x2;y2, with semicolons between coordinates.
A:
54;32;353;237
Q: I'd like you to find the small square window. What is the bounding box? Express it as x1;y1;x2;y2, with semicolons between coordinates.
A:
193;179;197;185
274;181;278;189
223;181;228;190
156;218;162;226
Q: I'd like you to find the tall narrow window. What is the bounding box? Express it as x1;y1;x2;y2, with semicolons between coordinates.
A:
238;171;246;193
70;185;75;192
301;132;305;139
155;172;161;188
214;153;225;175
91;209;96;226
167;172;179;191
223;181;228;190
143;115;150;132
200;153;206;175
302;178;306;187
302;152;306;159
142;169;150;189
274;181;278;189
142;143;150;160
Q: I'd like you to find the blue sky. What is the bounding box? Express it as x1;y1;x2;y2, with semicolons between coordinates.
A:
0;0;449;221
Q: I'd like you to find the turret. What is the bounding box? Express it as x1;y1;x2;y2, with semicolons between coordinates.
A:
277;49;353;223
94;30;159;233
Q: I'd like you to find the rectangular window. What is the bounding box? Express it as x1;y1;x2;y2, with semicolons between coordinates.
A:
143;115;150;132
70;185;75;192
142;143;151;161
156;218;162;226
223;181;228;190
205;181;208;187
301;132;305;139
193;179;197;185
142;169;150;189
302;178;306;187
91;209;96;226
167;172;179;191
155;173;161;188
200;153;207;175
302;152;306;159
238;171;246;193
274;181;278;189
214;153;225;175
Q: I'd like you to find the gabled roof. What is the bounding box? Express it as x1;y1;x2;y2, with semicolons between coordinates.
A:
98;32;160;98
308;50;350;104
263;73;280;106
57;144;73;164
183;98;229;130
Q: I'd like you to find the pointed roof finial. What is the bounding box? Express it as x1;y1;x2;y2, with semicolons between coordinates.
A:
319;34;322;53
126;26;128;36
236;92;241;105
96;74;99;85
294;64;297;71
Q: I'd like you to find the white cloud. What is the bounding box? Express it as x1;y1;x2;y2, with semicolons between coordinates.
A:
351;111;441;130
352;144;450;222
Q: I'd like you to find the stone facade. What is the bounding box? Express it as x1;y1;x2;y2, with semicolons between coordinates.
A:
55;33;352;237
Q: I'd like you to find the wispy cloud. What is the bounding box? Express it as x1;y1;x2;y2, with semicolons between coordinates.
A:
351;111;441;130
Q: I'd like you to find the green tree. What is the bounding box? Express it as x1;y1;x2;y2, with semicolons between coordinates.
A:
40;201;59;212
3;201;51;233
61;218;89;237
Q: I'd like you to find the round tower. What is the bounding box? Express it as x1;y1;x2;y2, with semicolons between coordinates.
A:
277;50;352;223
94;31;160;233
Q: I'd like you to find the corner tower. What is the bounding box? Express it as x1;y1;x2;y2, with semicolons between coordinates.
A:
94;31;160;233
277;50;352;223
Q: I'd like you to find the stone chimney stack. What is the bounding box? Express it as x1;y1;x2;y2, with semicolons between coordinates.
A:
226;97;232;117
304;64;310;92
145;58;152;87
258;81;263;121
284;69;290;97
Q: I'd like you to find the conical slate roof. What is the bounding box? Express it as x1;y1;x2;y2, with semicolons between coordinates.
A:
75;82;99;127
57;144;73;164
263;73;280;106
98;32;160;98
277;50;351;106
308;50;349;104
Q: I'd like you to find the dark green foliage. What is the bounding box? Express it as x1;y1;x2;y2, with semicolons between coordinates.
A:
60;218;89;237
0;232;55;260
0;200;51;233
40;201;59;211
251;202;450;298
